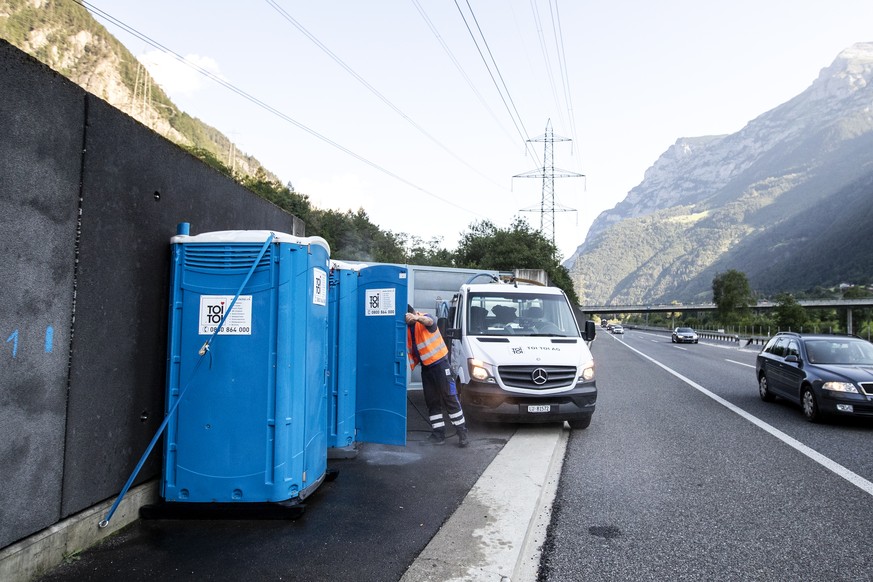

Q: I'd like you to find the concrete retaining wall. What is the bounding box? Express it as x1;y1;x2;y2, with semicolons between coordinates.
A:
0;40;304;550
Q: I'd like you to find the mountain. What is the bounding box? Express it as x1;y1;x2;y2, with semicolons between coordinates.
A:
565;42;873;305
0;0;276;182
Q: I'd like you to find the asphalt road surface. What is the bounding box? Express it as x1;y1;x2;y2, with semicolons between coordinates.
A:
538;329;873;581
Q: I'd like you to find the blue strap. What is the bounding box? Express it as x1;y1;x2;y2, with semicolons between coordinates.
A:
99;232;275;527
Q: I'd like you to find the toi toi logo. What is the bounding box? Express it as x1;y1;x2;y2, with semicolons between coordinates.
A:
206;302;225;324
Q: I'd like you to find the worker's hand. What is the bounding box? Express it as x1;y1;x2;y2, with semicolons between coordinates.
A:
405;313;417;325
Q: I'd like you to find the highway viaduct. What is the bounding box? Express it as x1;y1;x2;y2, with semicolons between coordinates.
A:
580;298;873;336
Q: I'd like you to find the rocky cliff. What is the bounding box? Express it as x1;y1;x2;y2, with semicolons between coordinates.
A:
0;0;273;181
566;42;873;304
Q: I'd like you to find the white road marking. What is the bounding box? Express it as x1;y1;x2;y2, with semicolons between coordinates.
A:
618;340;873;498
726;359;756;368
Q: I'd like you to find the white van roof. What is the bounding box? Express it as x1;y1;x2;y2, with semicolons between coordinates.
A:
462;282;565;296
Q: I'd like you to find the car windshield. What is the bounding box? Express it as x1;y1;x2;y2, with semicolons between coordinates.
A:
466;291;579;337
677;327;694;333
804;339;873;365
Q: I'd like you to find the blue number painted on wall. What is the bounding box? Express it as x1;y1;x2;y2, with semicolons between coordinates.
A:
3;326;55;359
6;329;18;358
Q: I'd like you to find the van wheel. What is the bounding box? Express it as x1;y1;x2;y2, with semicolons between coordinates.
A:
568;416;591;430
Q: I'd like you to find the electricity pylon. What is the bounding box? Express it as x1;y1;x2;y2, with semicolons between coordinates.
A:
514;119;584;247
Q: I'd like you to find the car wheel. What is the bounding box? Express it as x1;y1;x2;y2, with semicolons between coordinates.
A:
801;387;822;423
568;416;592;430
758;374;775;402
671;337;676;343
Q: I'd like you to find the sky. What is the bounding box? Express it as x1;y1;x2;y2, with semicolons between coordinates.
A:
84;0;873;260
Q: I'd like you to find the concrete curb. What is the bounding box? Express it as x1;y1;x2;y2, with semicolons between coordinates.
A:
513;424;569;581
401;423;568;582
0;482;159;582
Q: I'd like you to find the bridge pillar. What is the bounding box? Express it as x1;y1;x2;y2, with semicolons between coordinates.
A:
847;308;853;335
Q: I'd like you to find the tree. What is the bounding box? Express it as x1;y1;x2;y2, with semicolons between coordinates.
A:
241;175;312;221
773;293;807;331
301;207;406;262
712;270;753;324
395;233;455;267
454;218;579;304
843;285;873;299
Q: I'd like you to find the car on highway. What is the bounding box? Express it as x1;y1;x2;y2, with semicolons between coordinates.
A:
611;324;624;334
756;332;873;422
672;327;699;343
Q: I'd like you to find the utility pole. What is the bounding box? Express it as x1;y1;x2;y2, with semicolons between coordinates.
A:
514;119;584;247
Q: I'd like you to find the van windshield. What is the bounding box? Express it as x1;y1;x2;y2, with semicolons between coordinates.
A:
466;291;580;337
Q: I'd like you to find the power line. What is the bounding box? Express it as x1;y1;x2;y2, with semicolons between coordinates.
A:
549;0;583;171
454;0;541;166
529;0;567;133
75;0;486;219
264;0;507;190
410;0;518;148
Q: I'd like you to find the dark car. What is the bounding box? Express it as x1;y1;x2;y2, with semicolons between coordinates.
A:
756;332;873;422
672;327;698;343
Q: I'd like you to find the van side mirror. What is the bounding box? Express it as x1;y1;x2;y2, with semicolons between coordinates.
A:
583;320;596;342
446;328;462;340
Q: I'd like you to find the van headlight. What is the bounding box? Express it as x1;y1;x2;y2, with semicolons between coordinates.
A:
469;358;495;382
577;364;595;384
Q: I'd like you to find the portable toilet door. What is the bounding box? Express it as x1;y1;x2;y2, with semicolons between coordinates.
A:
162;229;331;504
354;264;408;446
327;262;360;450
326;262;408;449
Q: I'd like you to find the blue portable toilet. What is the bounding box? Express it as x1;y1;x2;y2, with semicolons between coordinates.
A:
162;229;331;504
327;261;408;451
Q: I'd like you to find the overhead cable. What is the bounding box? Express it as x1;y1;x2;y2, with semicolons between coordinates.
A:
75;0;485;218
454;0;541;166
410;0;517;147
529;0;567;133
264;0;508;191
549;0;583;171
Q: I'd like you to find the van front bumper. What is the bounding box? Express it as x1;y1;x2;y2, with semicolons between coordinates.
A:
459;380;596;424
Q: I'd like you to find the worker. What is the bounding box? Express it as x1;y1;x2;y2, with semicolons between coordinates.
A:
406;304;469;447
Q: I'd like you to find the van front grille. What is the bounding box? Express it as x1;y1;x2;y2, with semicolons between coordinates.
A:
498;365;576;389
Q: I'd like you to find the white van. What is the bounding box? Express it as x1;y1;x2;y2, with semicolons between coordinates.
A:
446;280;597;429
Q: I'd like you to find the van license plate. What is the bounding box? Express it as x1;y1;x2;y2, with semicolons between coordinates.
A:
528;405;551;413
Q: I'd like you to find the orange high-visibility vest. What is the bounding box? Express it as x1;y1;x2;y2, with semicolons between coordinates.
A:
407;319;449;369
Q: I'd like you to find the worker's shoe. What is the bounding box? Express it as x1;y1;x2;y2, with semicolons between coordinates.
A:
457;427;469;448
427;431;446;445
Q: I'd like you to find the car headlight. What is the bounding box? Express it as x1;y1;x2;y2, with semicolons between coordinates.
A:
822;381;859;393
468;358;495;382
578;364;595;383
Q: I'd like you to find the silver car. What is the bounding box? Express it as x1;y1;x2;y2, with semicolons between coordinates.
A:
672;327;698;343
